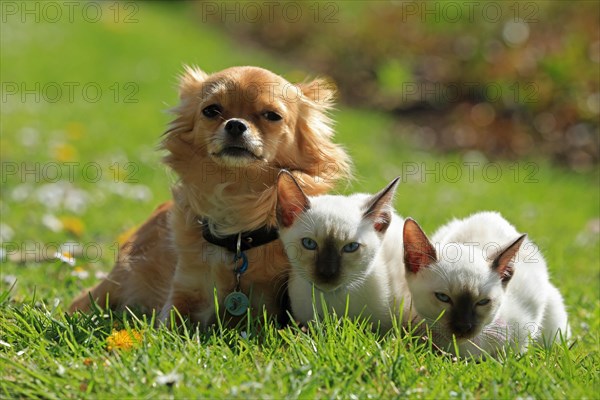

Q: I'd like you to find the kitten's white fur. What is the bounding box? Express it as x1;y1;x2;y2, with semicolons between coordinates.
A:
404;211;570;358
277;175;407;332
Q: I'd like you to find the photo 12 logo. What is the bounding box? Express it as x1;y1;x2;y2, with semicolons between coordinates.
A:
1;162;139;184
1;1;139;24
1;82;139;104
401;82;539;105
195;79;336;104
398;1;539;23
432;241;541;264
399;161;539;184
199;1;339;23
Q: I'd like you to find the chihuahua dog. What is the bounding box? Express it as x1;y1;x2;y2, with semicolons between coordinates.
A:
69;66;352;327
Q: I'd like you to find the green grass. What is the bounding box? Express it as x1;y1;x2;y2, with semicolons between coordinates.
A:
1;2;599;398
1;298;590;399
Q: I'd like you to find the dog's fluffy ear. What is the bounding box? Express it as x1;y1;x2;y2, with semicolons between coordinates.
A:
297;78;336;107
290;77;351;194
178;65;208;99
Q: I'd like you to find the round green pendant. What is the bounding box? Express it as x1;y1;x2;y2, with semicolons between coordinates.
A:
224;292;249;316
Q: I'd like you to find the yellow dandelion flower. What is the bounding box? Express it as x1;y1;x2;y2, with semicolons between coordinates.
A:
106;329;142;351
60;216;85;237
52;143;78;162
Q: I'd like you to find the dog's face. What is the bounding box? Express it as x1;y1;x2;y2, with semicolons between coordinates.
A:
198;68;295;167
162;66;351;235
168;66;335;169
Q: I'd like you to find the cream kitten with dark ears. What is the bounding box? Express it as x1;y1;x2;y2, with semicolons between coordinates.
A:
277;171;407;332
403;212;570;358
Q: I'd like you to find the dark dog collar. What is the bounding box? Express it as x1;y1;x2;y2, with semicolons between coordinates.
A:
200;218;279;253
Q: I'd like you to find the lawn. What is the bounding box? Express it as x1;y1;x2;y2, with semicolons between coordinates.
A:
1;2;598;398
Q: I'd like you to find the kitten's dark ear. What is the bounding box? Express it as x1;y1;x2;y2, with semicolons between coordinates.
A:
276;170;311;228
403;218;437;274
363;177;400;233
491;234;526;285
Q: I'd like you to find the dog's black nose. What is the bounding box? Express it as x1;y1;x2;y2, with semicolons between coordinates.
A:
225;119;247;137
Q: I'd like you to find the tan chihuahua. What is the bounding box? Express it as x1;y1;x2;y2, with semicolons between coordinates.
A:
69;66;352;327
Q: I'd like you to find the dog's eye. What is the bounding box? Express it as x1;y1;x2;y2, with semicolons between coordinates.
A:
202;104;222;118
262;111;282;121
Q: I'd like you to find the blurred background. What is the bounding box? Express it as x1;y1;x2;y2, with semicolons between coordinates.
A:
197;1;599;172
0;1;598;304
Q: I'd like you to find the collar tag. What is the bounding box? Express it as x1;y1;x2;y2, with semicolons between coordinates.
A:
234;251;248;275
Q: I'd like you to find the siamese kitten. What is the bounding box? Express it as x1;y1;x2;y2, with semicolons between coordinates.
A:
276;171;407;332
403;212;570;358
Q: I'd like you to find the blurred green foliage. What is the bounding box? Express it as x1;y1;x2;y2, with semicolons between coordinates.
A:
198;1;599;172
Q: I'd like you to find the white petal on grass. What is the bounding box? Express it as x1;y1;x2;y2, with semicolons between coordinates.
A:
54;251;76;266
11;184;34;202
42;214;63;232
129;185;152;202
36;182;68;210
3;274;17;286
0;223;14;242
97;182;152;202
33;182;91;213
64;188;90;214
155;371;183;387
20;127;40;147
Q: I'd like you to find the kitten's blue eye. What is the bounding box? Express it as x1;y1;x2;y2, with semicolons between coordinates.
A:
342;242;360;253
301;238;318;250
476;298;491;306
435;292;451;303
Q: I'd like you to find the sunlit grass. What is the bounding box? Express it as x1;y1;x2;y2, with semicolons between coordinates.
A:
1;2;598;399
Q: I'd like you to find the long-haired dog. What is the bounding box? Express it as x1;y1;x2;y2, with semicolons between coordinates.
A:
69;66;352;327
